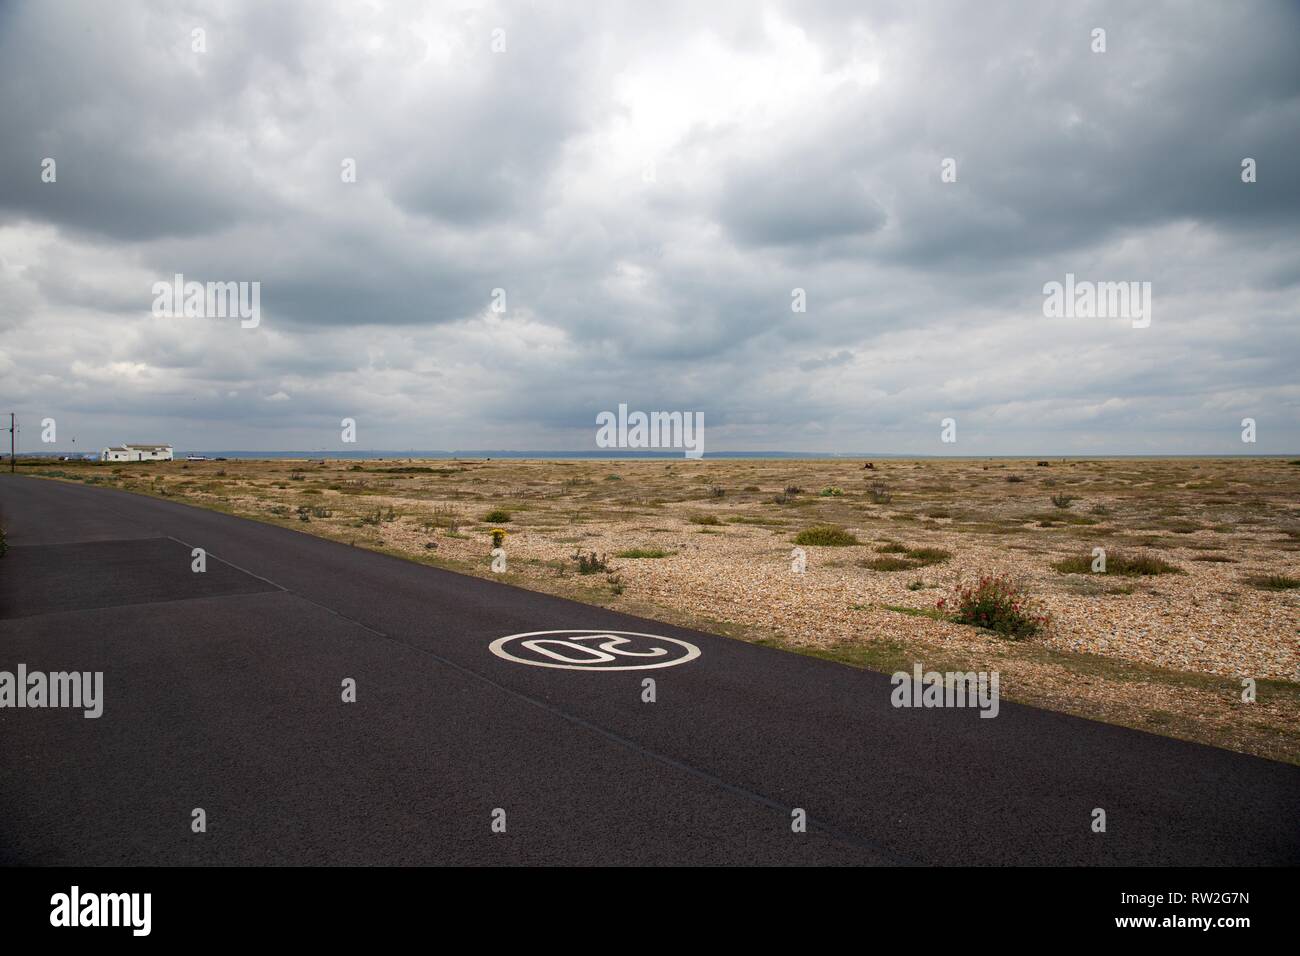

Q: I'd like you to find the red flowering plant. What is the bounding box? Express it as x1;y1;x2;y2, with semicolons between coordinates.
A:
936;574;1050;639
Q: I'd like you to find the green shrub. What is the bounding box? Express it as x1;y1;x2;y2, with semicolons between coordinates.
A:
1050;493;1076;509
939;576;1049;639
573;551;609;574
819;487;844;497
794;525;860;547
1243;574;1300;591
483;508;512;523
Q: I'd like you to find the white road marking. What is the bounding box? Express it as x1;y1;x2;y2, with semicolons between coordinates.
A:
489;630;701;671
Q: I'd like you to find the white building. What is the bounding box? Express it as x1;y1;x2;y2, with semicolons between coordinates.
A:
101;443;174;462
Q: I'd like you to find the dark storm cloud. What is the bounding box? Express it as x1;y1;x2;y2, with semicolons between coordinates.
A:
1;0;1296;453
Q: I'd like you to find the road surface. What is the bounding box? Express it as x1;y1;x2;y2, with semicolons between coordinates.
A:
1;474;1297;865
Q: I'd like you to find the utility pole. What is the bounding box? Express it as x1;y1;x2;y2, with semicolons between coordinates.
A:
9;413;14;473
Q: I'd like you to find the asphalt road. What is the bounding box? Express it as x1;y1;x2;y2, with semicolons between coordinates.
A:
1;474;1297;865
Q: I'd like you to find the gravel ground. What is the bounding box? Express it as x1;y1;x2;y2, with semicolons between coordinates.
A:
34;455;1300;760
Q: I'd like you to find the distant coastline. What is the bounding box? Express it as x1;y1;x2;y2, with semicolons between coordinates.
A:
15;450;1300;461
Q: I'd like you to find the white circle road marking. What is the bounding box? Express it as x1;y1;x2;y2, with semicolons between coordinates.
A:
488;630;701;671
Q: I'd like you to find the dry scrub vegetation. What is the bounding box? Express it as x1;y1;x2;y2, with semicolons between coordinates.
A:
32;456;1300;763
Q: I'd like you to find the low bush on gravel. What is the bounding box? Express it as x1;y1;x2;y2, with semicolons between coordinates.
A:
1243;574;1300;591
938;576;1050;639
616;548;674;559
794;525;860;547
860;544;951;572
359;505;397;525
866;482;892;504
859;556;917;571
1050;493;1077;509
689;514;722;525
1051;552;1182;576
573;551;609;574
907;547;952;564
482;508;512;523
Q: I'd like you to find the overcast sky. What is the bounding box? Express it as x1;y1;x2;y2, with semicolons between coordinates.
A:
1;0;1297;455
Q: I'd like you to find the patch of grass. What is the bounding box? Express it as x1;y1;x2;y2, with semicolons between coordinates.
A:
859;544;951;572
907;547;952;565
482;508;512;523
615;548;675;559
729;516;787;527
689;514;722;526
819;486;844;497
1191;554;1236;563
793;524;860;547
859;556;917;571
880;603;946;621
1243;574;1300;591
866;481;892;504
1052;552;1183;576
1033;513;1099;527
